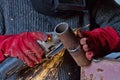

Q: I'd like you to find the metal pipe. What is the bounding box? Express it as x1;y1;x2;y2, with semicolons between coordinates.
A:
54;22;91;67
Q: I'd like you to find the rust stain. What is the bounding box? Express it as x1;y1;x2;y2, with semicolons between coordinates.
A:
97;68;103;72
81;70;94;80
89;74;93;80
100;75;104;80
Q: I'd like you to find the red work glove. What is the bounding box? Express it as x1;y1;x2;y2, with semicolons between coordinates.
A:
0;32;47;67
77;26;120;60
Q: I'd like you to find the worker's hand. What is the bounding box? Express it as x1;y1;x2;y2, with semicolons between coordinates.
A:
77;31;94;61
77;27;120;61
79;37;94;61
0;32;47;67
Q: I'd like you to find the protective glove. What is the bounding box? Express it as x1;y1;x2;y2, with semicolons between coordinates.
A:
0;32;47;67
77;26;120;60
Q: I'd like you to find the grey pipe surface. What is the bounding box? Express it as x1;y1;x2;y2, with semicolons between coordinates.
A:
54;22;91;67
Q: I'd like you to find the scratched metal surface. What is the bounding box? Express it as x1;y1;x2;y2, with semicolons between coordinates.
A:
81;58;120;80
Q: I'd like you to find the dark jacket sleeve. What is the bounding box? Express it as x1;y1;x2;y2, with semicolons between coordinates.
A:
90;0;120;35
0;5;5;35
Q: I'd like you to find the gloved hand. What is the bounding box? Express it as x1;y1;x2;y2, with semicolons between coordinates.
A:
0;32;47;67
77;26;120;60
